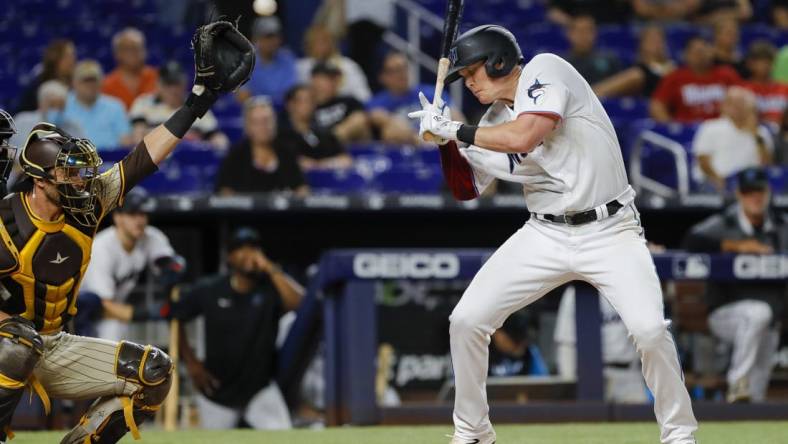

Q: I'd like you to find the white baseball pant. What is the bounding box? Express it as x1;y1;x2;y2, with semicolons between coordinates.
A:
196;382;292;430
708;299;779;401
449;203;697;444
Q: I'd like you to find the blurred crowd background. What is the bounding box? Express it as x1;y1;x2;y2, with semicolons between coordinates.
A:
3;0;788;433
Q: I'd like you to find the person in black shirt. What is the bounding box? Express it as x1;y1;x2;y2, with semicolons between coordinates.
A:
310;62;370;143
594;25;675;98
564;16;622;85
174;227;304;429
683;168;787;403
547;0;632;25
15;39;76;113
279;84;352;171
215;96;308;195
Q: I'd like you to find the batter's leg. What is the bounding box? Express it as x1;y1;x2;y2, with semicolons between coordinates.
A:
450;222;573;442
577;219;697;444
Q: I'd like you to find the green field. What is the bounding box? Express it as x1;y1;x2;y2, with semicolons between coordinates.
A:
10;422;788;443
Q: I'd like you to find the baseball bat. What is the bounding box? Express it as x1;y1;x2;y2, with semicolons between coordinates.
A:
424;0;464;143
163;286;180;431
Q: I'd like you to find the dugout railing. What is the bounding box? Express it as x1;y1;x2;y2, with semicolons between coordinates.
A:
279;249;788;426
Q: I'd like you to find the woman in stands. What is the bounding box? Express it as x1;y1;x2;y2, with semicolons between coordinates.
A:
15;39;76;113
593;25;675;98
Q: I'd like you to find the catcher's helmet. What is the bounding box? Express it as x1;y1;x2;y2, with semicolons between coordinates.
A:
0;110;17;185
20;123;103;226
445;25;523;85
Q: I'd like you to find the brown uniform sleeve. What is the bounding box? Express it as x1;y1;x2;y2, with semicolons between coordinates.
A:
95;140;159;216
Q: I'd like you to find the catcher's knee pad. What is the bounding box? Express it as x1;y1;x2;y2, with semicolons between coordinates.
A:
0;316;44;440
115;341;173;407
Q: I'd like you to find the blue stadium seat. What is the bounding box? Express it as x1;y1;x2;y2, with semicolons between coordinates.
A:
373;166;444;194
305;169;367;193
628;119;698;192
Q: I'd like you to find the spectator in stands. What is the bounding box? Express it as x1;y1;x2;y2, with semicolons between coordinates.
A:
16;39;76;113
236;16;297;107
11;80;83;149
130;61;228;150
547;0;632;25
367;51;457;144
683;167;786;402
215;97;308;195
78;190;179;342
650;36;742;123
694;0;753;24
777;109;788;165
279;84;352;171
102;28;158;110
711;17;743;72
296;24;371;102
564;15;622;85
773;0;788;29
692;86;773;192
742;41;788;126
64;60;132;149
173;226;303;429
311;62;370;143
594;25;675;98
631;0;702;21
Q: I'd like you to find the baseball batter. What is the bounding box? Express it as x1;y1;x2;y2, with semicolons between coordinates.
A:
409;25;697;444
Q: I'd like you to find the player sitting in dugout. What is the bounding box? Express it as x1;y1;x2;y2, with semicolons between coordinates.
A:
0;20;254;443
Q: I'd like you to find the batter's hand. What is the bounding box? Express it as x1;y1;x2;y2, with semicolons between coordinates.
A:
408;92;460;144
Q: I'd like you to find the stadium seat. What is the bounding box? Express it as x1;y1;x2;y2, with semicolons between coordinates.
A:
305;169;368;193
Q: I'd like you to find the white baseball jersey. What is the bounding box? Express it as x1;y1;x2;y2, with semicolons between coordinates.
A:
460;53;630;215
80;226;175;341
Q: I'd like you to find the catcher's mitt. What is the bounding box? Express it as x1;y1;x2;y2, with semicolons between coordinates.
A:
192;20;255;93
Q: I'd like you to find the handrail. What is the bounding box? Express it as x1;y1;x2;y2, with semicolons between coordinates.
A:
629;129;691;198
386;0;464;110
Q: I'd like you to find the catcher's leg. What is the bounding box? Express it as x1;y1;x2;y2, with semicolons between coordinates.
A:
60;341;173;444
0;316;43;442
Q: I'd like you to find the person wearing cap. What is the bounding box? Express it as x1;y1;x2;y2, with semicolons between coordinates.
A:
692;86;773;192
130;61;228;150
102;27;159;110
63;59;132;149
236;16;298;107
311;61;370;143
742;40;788;125
77;189;179;341
172;227;303;429
683;167;787;402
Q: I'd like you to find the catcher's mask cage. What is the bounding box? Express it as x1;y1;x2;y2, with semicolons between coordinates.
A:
0;109;18;183
20;123;103;227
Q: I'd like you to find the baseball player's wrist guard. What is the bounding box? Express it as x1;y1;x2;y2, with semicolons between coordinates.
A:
457;124;478;145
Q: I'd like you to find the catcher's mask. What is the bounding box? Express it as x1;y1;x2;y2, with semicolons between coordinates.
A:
20;123;103;226
0;109;18;183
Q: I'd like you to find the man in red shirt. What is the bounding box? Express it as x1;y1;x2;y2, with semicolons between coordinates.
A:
650;36;741;123
743;41;788;126
102;27;158;110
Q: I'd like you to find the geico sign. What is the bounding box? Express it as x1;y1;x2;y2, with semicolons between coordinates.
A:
733;255;788;279
353;253;460;279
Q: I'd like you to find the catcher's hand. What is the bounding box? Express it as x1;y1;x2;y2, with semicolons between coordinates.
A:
187;20;255;117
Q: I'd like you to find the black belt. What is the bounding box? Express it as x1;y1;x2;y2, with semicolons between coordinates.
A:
535;200;624;226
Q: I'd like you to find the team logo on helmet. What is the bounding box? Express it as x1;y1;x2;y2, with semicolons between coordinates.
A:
449;46;458;65
527;78;549;105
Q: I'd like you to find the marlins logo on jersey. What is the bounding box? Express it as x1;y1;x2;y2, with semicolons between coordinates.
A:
527;79;549;105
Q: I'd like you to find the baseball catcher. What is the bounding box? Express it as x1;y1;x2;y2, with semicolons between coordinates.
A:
0;20;253;443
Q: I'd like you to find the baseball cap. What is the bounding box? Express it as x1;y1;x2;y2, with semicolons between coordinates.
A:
228;227;263;252
253;16;282;38
311;61;341;77
737;167;769;192
116;189;152;213
74;60;104;81
159;61;186;85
